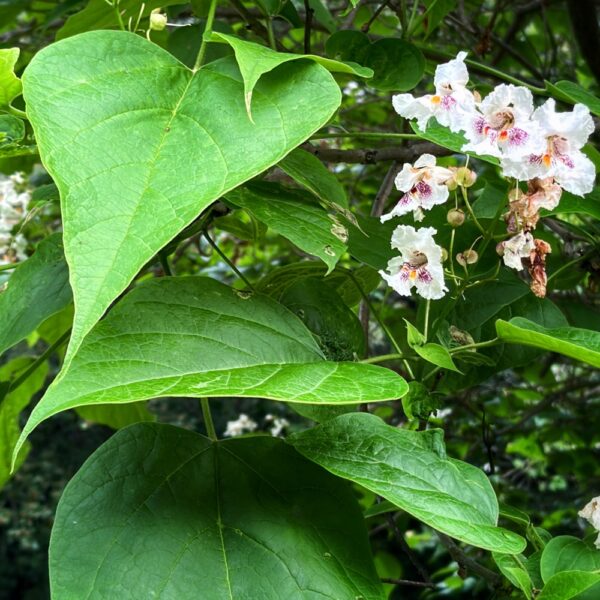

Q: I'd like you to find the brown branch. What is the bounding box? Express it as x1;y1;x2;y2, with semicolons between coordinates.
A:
437;533;503;587
380;578;436;588
302;141;452;164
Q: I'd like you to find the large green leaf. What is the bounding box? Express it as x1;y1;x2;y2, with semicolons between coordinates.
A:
23;30;341;366
537;572;600;600
225;182;346;273
211;32;372;116
541;536;600;583
0;358;48;488
14;277;407;463
50;422;385;599
363;39;425;92
290;413;526;553
0;48;21;107
0;234;72;356
496;318;600;368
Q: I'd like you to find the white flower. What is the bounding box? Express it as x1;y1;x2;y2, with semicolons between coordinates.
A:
381;154;453;222
223;413;257;437
0;173;31;267
498;231;535;271
393;52;475;132
264;414;289;437
462;84;541;159
502;100;596;196
380;225;447;299
579;496;600;549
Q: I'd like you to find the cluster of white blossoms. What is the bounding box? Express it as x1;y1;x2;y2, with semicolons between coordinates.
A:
381;51;596;300
0;173;30;267
223;413;290;438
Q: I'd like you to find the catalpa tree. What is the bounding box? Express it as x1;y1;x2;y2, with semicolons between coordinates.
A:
1;0;600;598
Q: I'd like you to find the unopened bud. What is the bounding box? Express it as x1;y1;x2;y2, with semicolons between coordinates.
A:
449;325;475;347
455;166;477;188
496;242;505;256
150;8;168;31
473;90;482;104
456;249;478;266
447;208;465;227
441;247;449;262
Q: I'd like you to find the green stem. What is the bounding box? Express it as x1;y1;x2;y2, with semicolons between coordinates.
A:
8;105;27;120
203;230;254;290
266;18;277;51
311;132;419;141
200;398;218;441
193;0;218;71
361;353;413;364
159;252;173;276
0;263;17;272
449;337;499;354
113;0;126;31
460;185;485;235
8;329;71;394
423;299;431;342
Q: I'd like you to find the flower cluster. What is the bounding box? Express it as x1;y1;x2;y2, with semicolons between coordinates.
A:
381;52;596;300
0;173;30;267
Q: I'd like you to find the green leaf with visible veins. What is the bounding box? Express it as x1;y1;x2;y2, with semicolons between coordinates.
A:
226;182;346;273
290;413;526;554
211;32;372;116
0;48;21;107
50;423;385;599
537;571;600;600
22;30;342;367
13;277;407;464
0;234;72;357
496;318;600;368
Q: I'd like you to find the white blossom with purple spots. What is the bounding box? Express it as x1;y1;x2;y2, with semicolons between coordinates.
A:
501;99;596;196
380;225;447;300
393;52;476;133
380;154;453;222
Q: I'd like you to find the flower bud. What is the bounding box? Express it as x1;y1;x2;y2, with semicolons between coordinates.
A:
150;8;168;31
496;242;505;256
455;166;477;188
447;208;465;227
456;249;478;266
449;325;475;347
441;247;449;262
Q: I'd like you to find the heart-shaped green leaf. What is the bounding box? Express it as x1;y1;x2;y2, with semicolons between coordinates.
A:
290;413;526;553
541;536;600;583
14;277;407;463
22;30;342;367
50;422;385;599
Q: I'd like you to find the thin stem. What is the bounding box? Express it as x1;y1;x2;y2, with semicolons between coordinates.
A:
193;0;218;71
303;0;313;54
0;262;17;272
266;18;277;51
361;353;405;364
380;578;436;589
112;0;126;31
200;398;218;441
460;185;485;235
405;0;421;38
203;230;254;290
159;252;173;276
311;132;419;141
449;337;499;354
8;329;71;394
423;299;431;342
8;105;27;119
